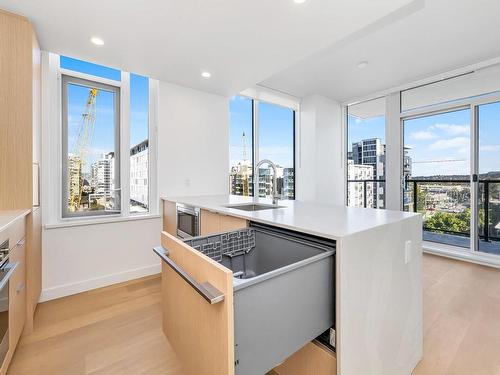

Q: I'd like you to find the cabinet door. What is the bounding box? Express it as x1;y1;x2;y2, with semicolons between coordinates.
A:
219;214;247;232
274;341;337;375
160;231;234;375
200;209;221;235
9;239;26;349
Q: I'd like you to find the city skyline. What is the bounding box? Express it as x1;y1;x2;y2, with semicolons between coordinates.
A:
348;105;500;178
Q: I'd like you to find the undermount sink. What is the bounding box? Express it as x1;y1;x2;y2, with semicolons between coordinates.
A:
223;203;285;211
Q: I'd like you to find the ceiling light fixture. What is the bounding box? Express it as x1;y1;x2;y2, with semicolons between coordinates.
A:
357;61;369;69
201;71;211;78
90;37;104;46
294;0;308;3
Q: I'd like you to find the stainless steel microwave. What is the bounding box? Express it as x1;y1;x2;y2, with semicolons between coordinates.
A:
176;203;200;239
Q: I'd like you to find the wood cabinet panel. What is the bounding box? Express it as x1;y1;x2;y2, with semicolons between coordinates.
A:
219;214;247;232
161;231;234;375
9;238;26;350
25;207;41;334
162;200;177;236
0;10;34;210
200;209;221;236
274;341;337;375
201;210;248;235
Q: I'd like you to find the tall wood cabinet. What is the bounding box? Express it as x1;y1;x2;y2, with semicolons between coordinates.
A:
0;8;42;372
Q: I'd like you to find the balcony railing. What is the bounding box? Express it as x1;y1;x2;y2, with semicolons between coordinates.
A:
405;179;500;243
347;179;386;209
348;178;500;245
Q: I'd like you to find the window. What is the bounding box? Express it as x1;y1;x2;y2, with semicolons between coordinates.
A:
346;97;386;209
129;74;149;213
60;55;121;81
229;96;296;200
229;96;254;196
62;75;120;217
258;102;295;200
60;55;153;219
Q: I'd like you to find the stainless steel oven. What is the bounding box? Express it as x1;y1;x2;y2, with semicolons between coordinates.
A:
0;240;17;367
176;203;200;239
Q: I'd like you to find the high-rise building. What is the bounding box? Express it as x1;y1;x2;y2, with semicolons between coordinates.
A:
283;168;295;199
347;160;374;207
89;152;115;210
130;139;149;210
351;138;385;208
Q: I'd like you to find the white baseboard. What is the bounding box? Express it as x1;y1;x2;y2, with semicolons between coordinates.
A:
39;263;161;302
423;241;500;269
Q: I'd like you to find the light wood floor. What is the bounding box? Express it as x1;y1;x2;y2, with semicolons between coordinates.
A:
8;254;500;375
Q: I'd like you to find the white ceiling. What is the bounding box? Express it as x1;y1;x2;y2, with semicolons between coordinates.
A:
0;0;413;97
261;0;500;102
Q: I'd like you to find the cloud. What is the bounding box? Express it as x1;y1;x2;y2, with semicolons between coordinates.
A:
479;144;500;152
429;137;469;150
410;130;435;140
434;123;469;136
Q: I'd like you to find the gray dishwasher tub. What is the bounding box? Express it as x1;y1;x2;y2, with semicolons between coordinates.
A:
184;222;335;375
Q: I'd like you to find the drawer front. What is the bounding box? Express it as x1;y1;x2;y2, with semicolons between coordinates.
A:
160;231;234;375
274;341;337;375
9;239;26;349
0;216;26;251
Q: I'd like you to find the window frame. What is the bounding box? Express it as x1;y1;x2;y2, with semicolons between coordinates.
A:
42;52;159;227
61;74;121;218
229;95;297;200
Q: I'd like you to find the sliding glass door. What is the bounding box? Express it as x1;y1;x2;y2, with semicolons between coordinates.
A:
476;101;500;255
403;108;471;249
402;97;500;256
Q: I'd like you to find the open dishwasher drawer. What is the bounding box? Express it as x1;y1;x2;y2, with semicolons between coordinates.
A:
154;222;335;375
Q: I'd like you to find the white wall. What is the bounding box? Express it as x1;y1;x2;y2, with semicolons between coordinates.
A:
297;95;344;204
158;81;229;197
41;218;162;301
41;78;230;301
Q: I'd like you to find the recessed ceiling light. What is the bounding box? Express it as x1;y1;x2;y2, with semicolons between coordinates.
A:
357;61;369;69
201;71;211;78
294;0;307;3
90;37;104;46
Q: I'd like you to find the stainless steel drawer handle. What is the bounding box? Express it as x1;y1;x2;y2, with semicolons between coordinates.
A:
153;246;225;305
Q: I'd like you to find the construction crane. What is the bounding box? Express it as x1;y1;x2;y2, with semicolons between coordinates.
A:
68;87;98;212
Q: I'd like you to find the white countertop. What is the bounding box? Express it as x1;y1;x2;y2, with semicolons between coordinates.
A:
162;195;418;240
0;209;31;233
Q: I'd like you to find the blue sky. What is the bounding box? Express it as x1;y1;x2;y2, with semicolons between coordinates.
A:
229;96;294;170
348;104;500;177
61;56;149;173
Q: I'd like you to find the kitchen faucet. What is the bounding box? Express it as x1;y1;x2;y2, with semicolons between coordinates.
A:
254;159;280;204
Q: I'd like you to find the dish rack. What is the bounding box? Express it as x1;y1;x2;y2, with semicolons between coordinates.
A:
183;228;256;263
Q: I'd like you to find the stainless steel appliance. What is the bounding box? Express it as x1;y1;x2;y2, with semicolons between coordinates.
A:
176;203;200;239
0;240;17;367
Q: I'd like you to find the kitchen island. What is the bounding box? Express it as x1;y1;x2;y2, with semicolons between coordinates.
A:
157;195;422;375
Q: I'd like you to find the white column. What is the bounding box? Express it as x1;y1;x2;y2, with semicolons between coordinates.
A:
385;92;402;211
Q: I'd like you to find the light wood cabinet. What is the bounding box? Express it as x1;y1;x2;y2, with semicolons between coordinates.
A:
160;231;234;375
274;341;337;375
200;209;247;235
9;239;26;350
0;8;42;374
163;200;177;236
